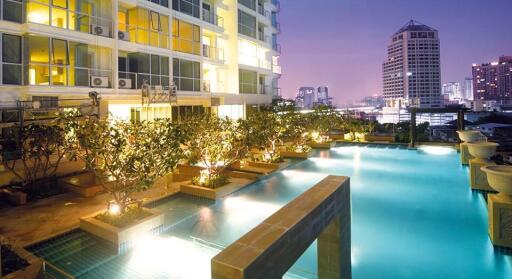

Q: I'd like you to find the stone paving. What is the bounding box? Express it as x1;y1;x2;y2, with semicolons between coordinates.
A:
0;176;181;247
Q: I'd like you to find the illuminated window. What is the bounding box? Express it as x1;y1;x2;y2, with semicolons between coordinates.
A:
27;1;50;25
173;58;200;91
128;8;169;49
239;69;257;94
2;34;22;85
125;52;169;88
238;0;255;10
172;19;200;55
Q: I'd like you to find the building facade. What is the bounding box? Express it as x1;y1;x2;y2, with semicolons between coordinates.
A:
463;77;473;101
295;86;333;109
383;20;441;109
0;0;282;122
316;86;332;107
442;82;462;103
472;56;512;105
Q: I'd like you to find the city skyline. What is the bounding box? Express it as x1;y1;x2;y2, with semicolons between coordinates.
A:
278;0;512;106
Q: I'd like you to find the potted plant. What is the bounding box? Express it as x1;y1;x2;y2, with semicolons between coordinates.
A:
180;115;254;199
70;117;185;249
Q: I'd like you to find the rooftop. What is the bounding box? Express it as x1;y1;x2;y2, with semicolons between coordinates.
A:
395;20;437;35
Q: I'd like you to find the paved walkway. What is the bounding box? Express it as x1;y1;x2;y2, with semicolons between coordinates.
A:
0;177;181;247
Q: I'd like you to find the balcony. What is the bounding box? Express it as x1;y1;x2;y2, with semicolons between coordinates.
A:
259;85;271;95
272;21;281;33
118;72;170;90
270;0;281;11
201;8;224;28
272;43;282;54
27;63;113;88
258;32;271;45
202;44;225;62
118;24;170;49
272;64;282;75
258;5;270;19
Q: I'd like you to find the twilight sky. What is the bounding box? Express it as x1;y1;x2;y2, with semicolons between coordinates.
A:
278;0;512;106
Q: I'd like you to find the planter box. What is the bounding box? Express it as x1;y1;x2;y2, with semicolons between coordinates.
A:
0;189;27;206
58;172;110;198
364;134;396;143
281;150;313;159
308;141;336;149
181;179;254;200
0;237;43;279
173;165;205;182
80;208;164;253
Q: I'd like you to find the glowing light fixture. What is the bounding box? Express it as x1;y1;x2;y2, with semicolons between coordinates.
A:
108;201;121;215
418;146;453;156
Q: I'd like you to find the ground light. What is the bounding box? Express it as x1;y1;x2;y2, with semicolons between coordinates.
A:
418;146;454;156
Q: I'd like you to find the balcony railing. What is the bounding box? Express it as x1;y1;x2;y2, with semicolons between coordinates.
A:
118;71;170;90
259;85;272;95
273;87;282;97
273;43;282;54
202;80;211;93
272;21;281;33
258;5;270;18
272;64;282;75
258;32;270;44
201;8;224;28
27;63;112;88
202;44;225;62
258;59;272;70
118;24;170;49
271;0;281;11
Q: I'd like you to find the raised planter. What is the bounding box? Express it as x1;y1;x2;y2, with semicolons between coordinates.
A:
181;178;255;200
481;165;512;196
364;134;396;143
0;189;27;206
466;142;499;160
308;141;336;149
58;172;111;197
281;150;313;159
457;130;485;143
0;236;43;279
173;164;205;182
80;208;164;253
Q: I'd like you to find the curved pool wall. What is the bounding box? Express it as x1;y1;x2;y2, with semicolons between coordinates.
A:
28;143;512;278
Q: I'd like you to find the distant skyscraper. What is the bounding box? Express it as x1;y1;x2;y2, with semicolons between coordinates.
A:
442;82;462;101
472;56;512;105
296;86;333;109
296;87;316;109
383;20;442;108
463;77;474;101
316;86;333;107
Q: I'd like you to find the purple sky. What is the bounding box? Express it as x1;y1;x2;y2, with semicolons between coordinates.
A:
278;0;512;105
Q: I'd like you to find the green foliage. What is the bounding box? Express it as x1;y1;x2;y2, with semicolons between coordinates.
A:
66;116;186;213
0;120;70;194
191;172;229;189
395;121;430;143
184;115;247;176
306;105;342;137
242;110;286;159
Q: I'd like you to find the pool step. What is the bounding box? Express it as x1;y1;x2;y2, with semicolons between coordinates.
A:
29;230;90;254
34;235;97;262
31;233;94;258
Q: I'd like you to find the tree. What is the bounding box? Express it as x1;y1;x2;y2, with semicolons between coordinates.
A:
0;120;70;195
68;117;186;213
281;111;311;152
242;110;286;162
306;105;341;142
186;115;248;188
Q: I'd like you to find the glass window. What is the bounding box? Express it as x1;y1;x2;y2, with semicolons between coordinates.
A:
238;10;256;38
173;19;201;55
2;34;22;85
172;0;200;18
51;7;68;28
52;39;68;65
239;69;257;94
238;0;255;10
27;2;50;25
173;58;200;91
28;36;50;64
3;0;23;23
52;0;66;8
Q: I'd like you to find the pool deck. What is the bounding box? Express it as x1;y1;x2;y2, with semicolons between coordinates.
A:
0;179;182;247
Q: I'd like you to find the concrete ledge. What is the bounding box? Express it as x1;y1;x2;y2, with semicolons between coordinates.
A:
308;141;336;149
364;134;396;143
180;178;255;200
488;193;512;249
281;150;313;159
57;172;110;197
79;208;164;252
0;235;43;279
211;175;351;279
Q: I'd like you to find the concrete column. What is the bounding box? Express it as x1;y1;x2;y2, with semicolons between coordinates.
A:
410;110;417;148
318;210;351;279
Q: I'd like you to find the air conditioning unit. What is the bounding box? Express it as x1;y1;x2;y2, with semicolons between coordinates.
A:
118;78;132;89
91;76;109;88
118;31;130;41
91;24;108;37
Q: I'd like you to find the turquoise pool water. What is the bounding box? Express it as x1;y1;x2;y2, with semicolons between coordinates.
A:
28;144;512;278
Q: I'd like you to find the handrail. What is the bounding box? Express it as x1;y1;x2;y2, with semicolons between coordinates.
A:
43;260;76;279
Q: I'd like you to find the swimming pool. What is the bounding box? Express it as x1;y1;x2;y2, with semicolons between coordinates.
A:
28;144;512;278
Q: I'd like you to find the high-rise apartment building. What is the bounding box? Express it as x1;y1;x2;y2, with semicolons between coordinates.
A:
472;56;512;105
295;86;333;109
463;77;474;101
383;20;441;108
316;86;333;107
0;0;282;122
442;82;462;102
